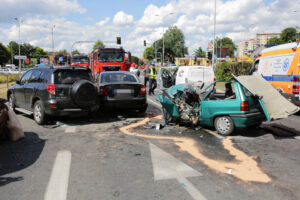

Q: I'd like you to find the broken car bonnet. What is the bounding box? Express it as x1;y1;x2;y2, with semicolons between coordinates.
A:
234;75;300;120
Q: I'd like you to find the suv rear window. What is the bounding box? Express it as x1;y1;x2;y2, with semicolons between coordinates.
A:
54;69;92;84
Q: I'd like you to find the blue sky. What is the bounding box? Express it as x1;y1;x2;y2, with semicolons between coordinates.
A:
0;0;299;57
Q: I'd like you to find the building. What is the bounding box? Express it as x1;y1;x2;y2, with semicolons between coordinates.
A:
237;39;257;57
256;33;280;46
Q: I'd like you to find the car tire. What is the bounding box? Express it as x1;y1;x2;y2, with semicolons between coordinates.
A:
214;116;234;136
33;100;47;125
71;80;97;108
162;107;172;126
8;94;16;112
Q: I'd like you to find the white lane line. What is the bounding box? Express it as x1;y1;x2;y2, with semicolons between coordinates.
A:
147;98;162;108
44;150;72;200
202;128;223;139
177;177;207;200
65;126;77;133
150;143;207;200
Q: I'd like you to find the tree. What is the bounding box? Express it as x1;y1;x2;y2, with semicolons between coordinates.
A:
56;49;68;56
93;40;105;50
194;47;206;58
72;50;80;55
280;27;298;43
143;46;154;60
8;41;19;66
153;26;188;63
34;47;48;57
215;37;236;57
131;55;139;64
266;37;284;45
0;43;10;66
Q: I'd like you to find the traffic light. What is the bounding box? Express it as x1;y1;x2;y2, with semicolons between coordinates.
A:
144;40;146;46
117;37;121;44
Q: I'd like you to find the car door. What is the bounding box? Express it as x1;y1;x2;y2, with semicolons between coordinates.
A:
24;69;41;110
13;70;33;108
199;83;241;126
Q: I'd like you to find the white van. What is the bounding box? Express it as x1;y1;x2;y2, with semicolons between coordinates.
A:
159;65;215;89
175;66;215;88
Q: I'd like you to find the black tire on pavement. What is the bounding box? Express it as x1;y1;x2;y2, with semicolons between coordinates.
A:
33;100;48;125
214;116;235;136
162;107;171;126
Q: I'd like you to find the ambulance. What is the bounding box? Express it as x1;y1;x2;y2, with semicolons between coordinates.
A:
251;40;300;106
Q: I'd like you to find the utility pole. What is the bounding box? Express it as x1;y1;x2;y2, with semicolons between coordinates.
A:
14;17;21;75
51;25;55;64
212;0;216;68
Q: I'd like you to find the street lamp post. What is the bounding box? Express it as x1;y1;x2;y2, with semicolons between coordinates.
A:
212;0;216;68
155;12;174;67
51;25;55;63
14;17;21;75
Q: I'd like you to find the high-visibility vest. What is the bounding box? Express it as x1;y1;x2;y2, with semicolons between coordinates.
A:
149;68;157;79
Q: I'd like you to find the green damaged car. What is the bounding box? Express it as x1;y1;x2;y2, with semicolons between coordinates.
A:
157;75;299;136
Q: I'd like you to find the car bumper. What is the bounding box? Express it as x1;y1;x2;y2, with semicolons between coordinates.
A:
230;112;266;127
44;99;99;116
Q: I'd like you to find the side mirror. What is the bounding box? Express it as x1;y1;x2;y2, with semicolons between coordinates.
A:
16;79;20;84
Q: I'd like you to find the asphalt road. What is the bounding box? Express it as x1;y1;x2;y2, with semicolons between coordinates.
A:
0;80;300;200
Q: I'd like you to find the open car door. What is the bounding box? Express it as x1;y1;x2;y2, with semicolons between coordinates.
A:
233;74;300;121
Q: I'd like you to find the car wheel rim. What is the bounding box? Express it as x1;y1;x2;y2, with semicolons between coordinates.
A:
34;104;42;122
217;117;230;133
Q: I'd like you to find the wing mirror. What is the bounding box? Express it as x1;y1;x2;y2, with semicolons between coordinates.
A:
16;79;20;84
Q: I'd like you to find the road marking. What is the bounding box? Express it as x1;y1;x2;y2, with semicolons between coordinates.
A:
295;136;300;141
149;143;207;200
147;98;162;108
120;117;271;183
202;128;223;139
65;126;77;133
44;150;72;200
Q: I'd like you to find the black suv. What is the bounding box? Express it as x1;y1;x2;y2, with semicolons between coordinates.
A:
7;66;98;125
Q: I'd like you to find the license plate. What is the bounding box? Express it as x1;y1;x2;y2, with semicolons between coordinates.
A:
115;89;132;94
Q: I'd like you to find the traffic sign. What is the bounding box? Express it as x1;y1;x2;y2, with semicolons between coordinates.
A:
59;56;63;62
14;55;27;60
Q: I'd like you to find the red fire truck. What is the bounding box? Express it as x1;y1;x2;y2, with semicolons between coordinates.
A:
89;46;132;78
71;54;89;68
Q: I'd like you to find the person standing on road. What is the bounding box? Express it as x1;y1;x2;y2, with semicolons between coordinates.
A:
143;65;150;86
149;64;157;96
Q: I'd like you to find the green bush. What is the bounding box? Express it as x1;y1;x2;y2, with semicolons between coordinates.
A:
215;61;253;81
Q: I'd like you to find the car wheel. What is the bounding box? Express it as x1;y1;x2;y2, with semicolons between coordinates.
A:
33;100;47;125
214;116;234;136
162;107;172;126
8;94;16;111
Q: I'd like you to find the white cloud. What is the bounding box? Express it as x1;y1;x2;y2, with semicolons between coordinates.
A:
113;11;134;25
0;0;86;23
96;17;110;26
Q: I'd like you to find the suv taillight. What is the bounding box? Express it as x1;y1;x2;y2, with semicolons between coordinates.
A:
241;101;249;111
99;85;108;95
47;84;56;95
292;77;299;94
139;85;147;95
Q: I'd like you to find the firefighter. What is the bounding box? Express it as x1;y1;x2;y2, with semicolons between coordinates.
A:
148;63;157;95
